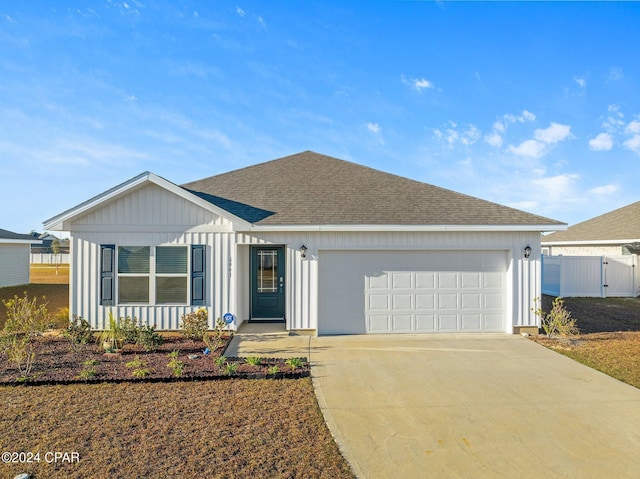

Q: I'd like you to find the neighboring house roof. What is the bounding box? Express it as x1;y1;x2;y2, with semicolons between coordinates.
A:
183;151;564;228
543;201;640;243
0;228;39;244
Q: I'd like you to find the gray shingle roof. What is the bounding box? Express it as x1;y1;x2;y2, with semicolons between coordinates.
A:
544;201;640;242
182;151;564;226
0;228;35;241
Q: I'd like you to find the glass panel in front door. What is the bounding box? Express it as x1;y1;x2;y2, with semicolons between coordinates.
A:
257;249;278;293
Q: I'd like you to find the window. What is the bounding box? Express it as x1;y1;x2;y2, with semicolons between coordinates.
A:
156;246;188;304
118;246;150;304
102;245;204;306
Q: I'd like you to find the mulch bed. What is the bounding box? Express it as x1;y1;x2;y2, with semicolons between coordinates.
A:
0;335;309;385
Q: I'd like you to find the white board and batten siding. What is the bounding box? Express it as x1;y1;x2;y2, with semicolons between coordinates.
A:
0;243;31;288
253;230;542;334
70;183;236;330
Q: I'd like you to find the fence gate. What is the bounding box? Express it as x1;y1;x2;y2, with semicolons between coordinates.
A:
604;256;635;297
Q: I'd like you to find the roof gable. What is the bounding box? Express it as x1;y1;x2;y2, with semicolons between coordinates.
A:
183;151;564;228
543;201;640;243
43;172;250;231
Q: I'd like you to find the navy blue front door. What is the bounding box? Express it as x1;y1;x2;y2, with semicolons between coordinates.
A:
251;246;285;319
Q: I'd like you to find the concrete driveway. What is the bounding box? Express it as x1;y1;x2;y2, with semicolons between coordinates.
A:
310;334;640;479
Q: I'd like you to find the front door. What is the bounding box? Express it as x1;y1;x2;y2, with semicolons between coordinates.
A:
250;246;285;320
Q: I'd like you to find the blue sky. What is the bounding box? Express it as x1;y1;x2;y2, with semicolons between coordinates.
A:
1;1;640;235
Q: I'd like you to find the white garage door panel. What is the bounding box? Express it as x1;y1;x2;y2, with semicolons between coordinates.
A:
318;250;507;334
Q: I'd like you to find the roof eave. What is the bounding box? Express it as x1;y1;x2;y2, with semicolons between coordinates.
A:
245;223;568;233
542;238;640;246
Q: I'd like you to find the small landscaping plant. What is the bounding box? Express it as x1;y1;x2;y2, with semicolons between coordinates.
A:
97;311;126;353
0;292;51;377
126;355;152;378
77;360;98;380
223;361;239;375
533;297;579;338
267;365;280;375
285;358;304;370
245;356;261;366
180;308;209;341
63;314;93;351
120;316;163;351
214;355;227;367
167;350;185;377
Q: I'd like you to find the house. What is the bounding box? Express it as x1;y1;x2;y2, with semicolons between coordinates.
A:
0;228;41;288
43;151;565;334
30;232;70;255
542;201;640;256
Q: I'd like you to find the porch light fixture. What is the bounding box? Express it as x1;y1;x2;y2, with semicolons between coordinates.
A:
524;245;532;259
300;244;307;259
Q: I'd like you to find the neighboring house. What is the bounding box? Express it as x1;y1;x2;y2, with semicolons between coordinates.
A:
542;201;640;256
44;151;565;334
0;228;41;288
30;232;70;254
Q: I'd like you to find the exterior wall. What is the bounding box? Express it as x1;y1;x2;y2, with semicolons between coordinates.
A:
69;183;235;329
66;183;542;332
0;243;30;288
235;230;542;333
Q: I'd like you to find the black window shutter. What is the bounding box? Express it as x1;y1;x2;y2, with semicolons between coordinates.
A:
100;245;115;306
191;245;205;306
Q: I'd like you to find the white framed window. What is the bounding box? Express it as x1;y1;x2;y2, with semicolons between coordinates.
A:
155;246;188;304
118;246;150;304
113;245;191;305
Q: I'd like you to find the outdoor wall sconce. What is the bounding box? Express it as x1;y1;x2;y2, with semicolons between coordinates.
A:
300;244;307;259
524;245;532;259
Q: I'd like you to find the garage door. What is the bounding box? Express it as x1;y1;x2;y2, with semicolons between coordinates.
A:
318;250;507;335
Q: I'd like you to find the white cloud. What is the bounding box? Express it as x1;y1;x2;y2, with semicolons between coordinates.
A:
623;135;640;153
531;174;580;202
484;133;503;147
195;129;232;148
257;16;266;26
509;139;545;158
123;94;137;102
493;121;506;133
402;75;434;91
433;122;480;147
236;7;245;17
521;110;536;122
588;133;613;151
574;76;586;88
534;122;571;144
366;122;380;133
2;14;16;23
608;67;623;81
625;120;640;134
589;184;618;195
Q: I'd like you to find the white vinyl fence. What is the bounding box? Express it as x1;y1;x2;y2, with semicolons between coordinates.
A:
542;254;638;298
30;253;70;264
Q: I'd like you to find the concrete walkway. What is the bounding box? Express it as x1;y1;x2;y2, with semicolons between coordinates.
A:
228;331;640;478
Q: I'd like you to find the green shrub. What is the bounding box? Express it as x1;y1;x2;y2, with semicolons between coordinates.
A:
214;355;226;367
63;315;93;350
180;309;209;341
267;365;279;375
117;316;163;351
